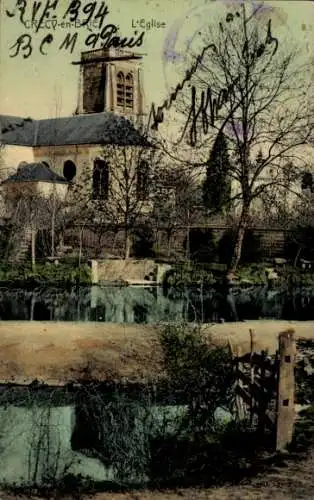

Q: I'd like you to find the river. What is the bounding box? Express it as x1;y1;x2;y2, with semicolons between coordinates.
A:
0;284;314;322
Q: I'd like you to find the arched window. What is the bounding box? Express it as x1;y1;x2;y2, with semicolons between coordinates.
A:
125;73;134;109
137;160;149;200
92;159;109;200
302;172;313;192
116;72;125;107
116;71;134;109
63;160;77;182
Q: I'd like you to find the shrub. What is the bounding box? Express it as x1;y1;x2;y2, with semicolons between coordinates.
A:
0;260;91;285
162;263;216;289
149;323;262;487
159;323;235;435
236;264;267;284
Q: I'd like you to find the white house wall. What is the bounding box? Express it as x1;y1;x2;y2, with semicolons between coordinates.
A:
33;144;92;182
0;404;113;486
0;401;192;487
1;145;34;177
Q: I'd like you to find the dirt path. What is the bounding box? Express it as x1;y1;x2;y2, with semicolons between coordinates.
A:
1;448;314;500
85;450;314;499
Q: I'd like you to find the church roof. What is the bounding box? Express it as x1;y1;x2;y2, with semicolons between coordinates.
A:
0;113;150;147
2;162;68;184
0;115;34;146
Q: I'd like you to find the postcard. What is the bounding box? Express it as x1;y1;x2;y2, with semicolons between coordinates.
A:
0;1;313;494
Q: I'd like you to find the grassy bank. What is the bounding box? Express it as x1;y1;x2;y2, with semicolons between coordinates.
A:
0;260;91;286
163;262;314;287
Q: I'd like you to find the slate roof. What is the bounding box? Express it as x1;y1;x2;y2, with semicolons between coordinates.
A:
2;162;68;184
0;113;150;147
0;115;34;147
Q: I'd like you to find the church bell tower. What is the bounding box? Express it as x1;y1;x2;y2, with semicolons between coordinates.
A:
76;48;145;127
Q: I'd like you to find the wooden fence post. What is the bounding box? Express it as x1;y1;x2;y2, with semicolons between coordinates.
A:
275;329;296;452
257;350;267;438
235;346;246;420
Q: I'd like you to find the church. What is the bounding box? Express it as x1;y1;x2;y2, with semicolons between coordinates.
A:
0;47;151;204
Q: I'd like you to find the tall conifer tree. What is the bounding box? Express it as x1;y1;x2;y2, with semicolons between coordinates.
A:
203;131;231;213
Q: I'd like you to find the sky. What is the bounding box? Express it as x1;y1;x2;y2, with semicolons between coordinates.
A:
0;0;313;122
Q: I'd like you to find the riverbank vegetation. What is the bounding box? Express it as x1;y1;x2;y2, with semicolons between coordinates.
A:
0;259;91;286
162;262;314;288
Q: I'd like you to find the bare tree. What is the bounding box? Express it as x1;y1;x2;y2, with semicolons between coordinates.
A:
157;3;314;272
4;188;68;269
152;164;203;258
71;141;161;259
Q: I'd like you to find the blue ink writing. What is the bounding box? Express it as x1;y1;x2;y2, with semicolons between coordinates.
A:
181;19;278;146
148;42;218;131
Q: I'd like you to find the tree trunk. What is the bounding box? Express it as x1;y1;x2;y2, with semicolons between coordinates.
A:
51;189;56;258
167;229;173;257
111;230;118;254
293;246;302;268
228;204;250;274
31;229;36;271
124;229;132;259
30;292;36;320
79;226;83;270
185;209;190;261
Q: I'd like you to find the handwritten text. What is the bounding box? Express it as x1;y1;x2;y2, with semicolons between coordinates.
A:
7;0;145;58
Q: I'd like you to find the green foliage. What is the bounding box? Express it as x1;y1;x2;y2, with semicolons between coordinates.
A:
159;323;235;435
164;261;314;287
0;260;91;285
235;264;268;284
279;267;314;286
149;324;263;487
236;264;314;286
163;263;216;288
203;132;232;213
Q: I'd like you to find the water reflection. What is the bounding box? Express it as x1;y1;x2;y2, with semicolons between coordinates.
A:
0;285;314;322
